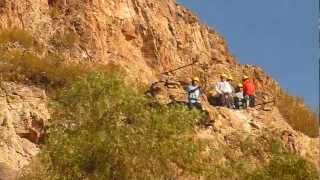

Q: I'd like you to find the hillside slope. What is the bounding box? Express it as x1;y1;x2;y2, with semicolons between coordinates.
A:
0;0;318;178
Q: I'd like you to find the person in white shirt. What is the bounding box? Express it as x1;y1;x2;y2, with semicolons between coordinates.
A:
215;74;233;108
186;77;202;110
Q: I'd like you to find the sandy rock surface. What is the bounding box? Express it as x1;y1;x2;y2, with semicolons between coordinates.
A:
0;82;49;174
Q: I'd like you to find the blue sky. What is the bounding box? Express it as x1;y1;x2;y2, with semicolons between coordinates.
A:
177;0;319;109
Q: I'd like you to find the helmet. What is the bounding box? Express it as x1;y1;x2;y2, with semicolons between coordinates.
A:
242;75;249;80
221;74;228;78
192;77;200;82
238;83;243;88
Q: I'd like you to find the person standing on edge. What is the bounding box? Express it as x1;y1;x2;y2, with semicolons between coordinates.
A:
215;74;233;108
186;77;202;110
242;75;256;108
234;83;246;109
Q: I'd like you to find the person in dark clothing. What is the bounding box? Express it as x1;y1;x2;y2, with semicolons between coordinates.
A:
234;84;247;109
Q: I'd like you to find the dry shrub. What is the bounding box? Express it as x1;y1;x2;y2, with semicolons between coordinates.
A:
50;31;79;50
0;29;117;91
242;67;318;138
0;28;34;48
0;49;83;88
276;90;319;137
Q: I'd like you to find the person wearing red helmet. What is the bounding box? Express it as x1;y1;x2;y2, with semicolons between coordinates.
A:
242;75;256;108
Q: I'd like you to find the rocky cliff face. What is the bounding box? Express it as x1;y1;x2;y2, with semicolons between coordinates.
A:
0;82;49;179
0;0;318;177
0;0;279;96
0;0;237;83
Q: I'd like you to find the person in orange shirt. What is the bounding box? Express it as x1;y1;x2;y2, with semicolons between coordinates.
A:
242;75;256;108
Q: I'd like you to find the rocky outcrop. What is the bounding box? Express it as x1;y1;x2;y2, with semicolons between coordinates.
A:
0;0;235;84
0;82;49;175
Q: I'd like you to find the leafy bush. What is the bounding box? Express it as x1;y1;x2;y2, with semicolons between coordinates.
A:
21;72;205;179
20;73;319;179
204;134;318;180
247;152;319;180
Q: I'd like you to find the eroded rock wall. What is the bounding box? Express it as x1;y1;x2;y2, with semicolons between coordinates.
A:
0;0;236;84
0;82;49;177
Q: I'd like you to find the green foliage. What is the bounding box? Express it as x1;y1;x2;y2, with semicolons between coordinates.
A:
22;72;205;179
240;134;319;180
203;134;318;180
20;73;319;179
247;152;319;180
240;133;284;162
276;90;319;137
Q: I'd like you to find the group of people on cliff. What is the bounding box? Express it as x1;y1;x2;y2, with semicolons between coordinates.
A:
186;74;255;110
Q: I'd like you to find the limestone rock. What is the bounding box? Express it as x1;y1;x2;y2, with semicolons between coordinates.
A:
0;82;49;173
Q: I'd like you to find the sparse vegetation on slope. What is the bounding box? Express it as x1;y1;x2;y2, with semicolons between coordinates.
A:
247;152;319;180
0;29;36;49
276;90;319;137
20;72;318;180
21;72;206;179
242;68;319;137
0;29;111;91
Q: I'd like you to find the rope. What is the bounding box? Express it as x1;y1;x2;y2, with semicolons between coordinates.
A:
160;59;198;75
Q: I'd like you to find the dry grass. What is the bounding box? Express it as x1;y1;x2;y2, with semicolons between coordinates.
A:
242;66;319;138
0;29;35;48
0;49;121;91
0;29;118;92
0;50;83;87
50;31;79;50
275;90;319;137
